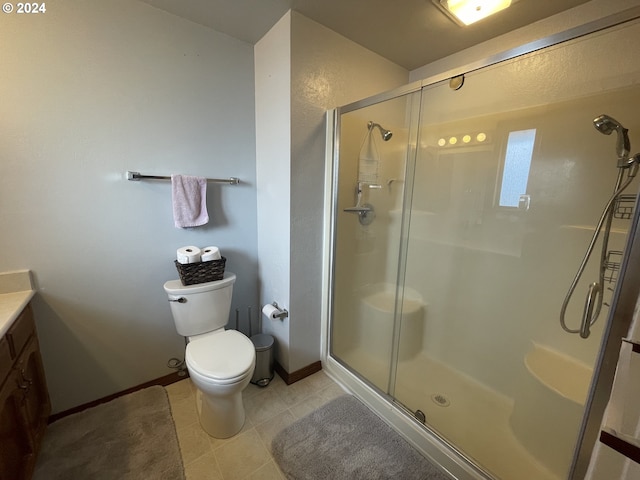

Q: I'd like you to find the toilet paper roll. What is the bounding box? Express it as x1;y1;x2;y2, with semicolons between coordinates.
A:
201;246;221;262
176;246;201;264
262;304;282;320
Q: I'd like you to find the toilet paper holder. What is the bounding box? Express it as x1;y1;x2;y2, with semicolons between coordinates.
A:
270;302;289;319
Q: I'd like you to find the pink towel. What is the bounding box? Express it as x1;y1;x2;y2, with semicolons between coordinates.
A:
171;174;209;228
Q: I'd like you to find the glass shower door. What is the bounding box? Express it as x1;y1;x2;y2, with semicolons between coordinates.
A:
331;92;421;392
393;34;640;480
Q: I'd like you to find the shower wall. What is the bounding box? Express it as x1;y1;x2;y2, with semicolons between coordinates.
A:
405;20;640;397
410;92;638;396
337;119;408;285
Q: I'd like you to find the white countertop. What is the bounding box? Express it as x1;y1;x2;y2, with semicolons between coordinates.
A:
0;270;35;337
0;290;35;338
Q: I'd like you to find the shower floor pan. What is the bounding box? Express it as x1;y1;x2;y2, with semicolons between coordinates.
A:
339;347;561;480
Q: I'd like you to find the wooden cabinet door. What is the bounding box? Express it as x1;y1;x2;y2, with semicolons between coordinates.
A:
17;337;51;449
0;369;33;480
0;311;51;480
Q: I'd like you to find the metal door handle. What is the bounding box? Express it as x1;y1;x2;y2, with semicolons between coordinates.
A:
343;205;372;213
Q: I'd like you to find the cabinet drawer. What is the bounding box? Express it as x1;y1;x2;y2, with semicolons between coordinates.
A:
0;336;11;387
7;305;35;359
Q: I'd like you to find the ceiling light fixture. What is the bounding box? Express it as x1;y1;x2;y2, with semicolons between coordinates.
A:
433;0;513;26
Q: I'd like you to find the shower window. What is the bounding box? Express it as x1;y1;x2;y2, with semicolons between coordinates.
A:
498;129;536;208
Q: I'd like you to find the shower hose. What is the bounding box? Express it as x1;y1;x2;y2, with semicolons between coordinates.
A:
560;162;638;338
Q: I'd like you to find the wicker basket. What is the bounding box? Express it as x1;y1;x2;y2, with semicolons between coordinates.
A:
174;257;226;286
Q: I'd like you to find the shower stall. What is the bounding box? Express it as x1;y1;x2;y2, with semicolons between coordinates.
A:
324;11;640;480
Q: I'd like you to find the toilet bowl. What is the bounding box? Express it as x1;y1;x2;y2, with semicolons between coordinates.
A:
186;329;255;438
163;272;256;438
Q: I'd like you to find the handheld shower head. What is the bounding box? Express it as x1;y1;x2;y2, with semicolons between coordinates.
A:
368;121;393;141
593;114;631;165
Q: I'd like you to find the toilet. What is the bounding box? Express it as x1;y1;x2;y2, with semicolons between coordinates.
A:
163;272;256;438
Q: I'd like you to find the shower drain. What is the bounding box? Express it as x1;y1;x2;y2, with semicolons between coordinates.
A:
431;394;451;407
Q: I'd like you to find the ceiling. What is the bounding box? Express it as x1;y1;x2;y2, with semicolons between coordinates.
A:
138;0;591;70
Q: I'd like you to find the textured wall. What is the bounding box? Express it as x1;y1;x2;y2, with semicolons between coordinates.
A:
255;12;293;370
255;11;408;373
288;12;409;372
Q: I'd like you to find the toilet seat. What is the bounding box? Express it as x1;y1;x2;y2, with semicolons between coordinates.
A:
186;330;255;385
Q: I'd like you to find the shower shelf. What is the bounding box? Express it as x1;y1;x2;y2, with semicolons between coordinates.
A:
604;250;623;283
614;194;637;220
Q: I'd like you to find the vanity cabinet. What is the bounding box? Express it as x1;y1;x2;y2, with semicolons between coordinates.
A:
0;304;50;480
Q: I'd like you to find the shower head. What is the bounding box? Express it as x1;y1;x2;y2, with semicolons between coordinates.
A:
368;121;393;141
593;114;631;166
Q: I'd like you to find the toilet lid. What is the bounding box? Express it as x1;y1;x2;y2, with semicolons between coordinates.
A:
186;330;255;382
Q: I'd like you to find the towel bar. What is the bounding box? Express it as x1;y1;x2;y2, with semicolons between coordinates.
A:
126;171;240;184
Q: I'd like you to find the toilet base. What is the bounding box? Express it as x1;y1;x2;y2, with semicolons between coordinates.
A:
196;389;246;439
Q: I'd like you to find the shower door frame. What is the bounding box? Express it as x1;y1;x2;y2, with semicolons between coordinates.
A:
322;6;640;480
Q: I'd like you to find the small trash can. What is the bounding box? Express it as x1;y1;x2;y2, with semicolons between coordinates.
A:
250;333;275;387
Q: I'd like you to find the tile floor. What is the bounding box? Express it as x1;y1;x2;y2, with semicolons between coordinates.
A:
165;370;346;480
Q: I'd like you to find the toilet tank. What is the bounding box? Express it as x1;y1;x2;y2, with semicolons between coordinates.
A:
163;272;236;336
